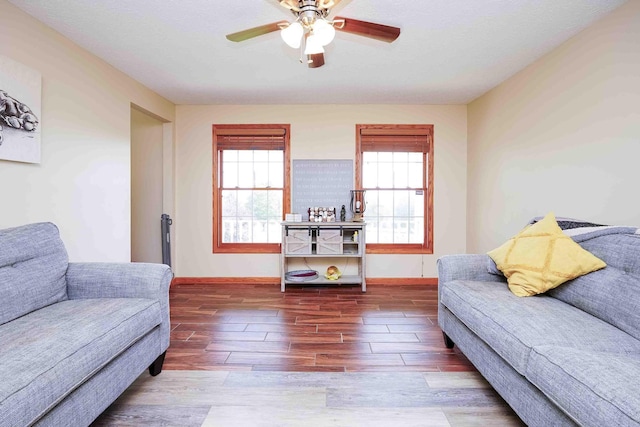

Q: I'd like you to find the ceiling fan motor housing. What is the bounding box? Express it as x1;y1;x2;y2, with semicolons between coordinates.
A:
296;0;329;27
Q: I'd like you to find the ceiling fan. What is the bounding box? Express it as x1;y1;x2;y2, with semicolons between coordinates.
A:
226;0;401;68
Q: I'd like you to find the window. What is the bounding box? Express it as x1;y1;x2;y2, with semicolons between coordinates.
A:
356;124;433;254
212;124;291;253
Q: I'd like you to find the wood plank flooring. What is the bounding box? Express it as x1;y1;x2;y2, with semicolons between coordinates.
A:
93;370;525;427
93;282;525;426
165;283;475;372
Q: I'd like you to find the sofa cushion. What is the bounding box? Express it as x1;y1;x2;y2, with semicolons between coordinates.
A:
440;279;640;375
548;233;640;342
0;222;68;325
549;266;640;343
579;233;640;273
487;212;606;297
0;298;161;427
526;346;640;427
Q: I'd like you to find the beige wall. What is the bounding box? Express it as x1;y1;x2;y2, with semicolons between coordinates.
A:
175;105;467;278
467;0;640;253
131;108;164;263
10;0;633;271
0;0;174;261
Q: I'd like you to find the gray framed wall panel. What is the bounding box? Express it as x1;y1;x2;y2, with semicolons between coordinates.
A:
292;159;353;221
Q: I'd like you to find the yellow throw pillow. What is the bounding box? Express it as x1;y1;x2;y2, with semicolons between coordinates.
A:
488;212;606;297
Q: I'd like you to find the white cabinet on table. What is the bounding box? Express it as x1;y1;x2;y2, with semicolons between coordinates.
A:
280;222;366;292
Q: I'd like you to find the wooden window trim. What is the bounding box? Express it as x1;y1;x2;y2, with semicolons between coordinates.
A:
212;124;291;254
355;124;434;254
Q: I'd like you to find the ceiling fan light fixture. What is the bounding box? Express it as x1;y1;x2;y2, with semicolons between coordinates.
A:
312;19;335;46
281;21;303;48
304;34;324;55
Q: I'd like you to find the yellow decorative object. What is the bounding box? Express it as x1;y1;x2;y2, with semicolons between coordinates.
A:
325;265;342;280
487;212;606;297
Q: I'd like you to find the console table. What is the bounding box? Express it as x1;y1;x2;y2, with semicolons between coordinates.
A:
280;222;366;292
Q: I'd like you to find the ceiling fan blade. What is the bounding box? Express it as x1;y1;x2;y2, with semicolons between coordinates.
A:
307;53;325;68
278;0;300;12
318;0;342;9
226;22;287;42
333;16;400;43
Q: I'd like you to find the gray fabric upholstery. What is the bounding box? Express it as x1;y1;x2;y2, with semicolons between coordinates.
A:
66;262;172;351
580;233;640;273
548;266;640;342
439;306;577;427
547;234;640;342
438;234;640;427
441;279;640;375
0;222;68;326
437;254;506;285
527;346;640;427
0;298;161;427
34;330;162;427
0;222;172;427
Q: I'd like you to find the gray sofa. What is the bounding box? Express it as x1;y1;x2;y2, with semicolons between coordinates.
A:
0;222;172;427
438;226;640;426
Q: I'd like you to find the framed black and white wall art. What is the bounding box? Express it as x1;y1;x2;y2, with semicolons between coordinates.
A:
0;55;41;164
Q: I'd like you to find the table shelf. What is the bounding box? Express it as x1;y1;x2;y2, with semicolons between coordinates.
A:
281;222;366;292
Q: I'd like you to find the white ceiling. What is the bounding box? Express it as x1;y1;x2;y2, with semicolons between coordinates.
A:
8;0;627;105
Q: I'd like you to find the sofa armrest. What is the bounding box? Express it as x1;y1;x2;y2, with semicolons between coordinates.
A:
437;254;506;284
437;255;506;334
66;262;172;299
66;262;172;351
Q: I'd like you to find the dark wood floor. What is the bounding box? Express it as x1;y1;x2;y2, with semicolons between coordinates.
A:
166;282;474;372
